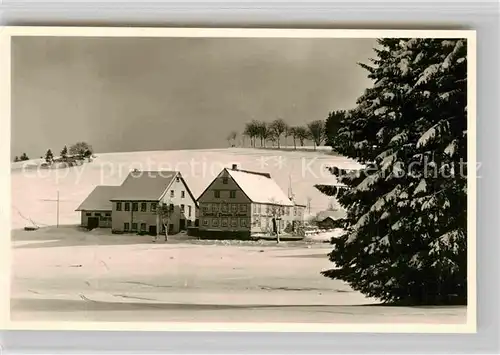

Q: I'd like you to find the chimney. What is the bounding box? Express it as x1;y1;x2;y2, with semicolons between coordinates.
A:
231;164;238;170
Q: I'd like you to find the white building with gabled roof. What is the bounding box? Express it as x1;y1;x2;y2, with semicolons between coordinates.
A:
197;164;305;239
86;170;199;235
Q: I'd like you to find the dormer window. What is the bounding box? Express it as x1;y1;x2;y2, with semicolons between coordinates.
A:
222;177;228;184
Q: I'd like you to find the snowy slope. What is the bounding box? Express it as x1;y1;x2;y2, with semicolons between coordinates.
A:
11;148;361;229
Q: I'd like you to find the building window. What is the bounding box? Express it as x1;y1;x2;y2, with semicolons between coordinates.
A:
125;203;130;211
212;204;218;212
95;212;101;216
139;202;146;212
212;218;219;227
229;190;236;199
221;218;228;227
294;208;297;216
105;212;111;217
203;203;210;213
132;202;138;211
176;176;180;182
124;223;130;231
214;190;220;198
169;204;174;211
181;204;185;213
266;205;270;214
222;176;228;184
116;202;122;211
188;205;192;217
170;190;174;198
231;204;237;213
151;203;157;213
140;223;146;231
240;204;247;212
240;218;247;227
86;212;91;216
231;218;238;227
203;218;209;226
221;204;228;212
181;191;185;198
131;223;138;231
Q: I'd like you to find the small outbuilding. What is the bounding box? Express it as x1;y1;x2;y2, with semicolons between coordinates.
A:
316;209;347;230
76;186;121;230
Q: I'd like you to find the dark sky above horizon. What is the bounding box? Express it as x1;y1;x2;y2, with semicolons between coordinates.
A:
11;36;376;158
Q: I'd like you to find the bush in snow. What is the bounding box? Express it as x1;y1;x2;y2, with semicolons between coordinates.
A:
316;38;468;305
69;142;93;159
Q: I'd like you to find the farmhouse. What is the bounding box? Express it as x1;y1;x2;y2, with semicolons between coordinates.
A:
76;185;121;229
109;170;198;235
197;164;306;239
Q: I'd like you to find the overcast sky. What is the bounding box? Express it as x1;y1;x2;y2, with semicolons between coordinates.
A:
11;36;376;158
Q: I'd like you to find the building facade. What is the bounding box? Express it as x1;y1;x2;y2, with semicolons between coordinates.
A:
109;170;198;235
197;165;305;238
76;186;121;229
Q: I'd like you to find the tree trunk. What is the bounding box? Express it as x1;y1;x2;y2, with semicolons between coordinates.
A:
163;219;169;242
293;137;297;150
277;136;280;149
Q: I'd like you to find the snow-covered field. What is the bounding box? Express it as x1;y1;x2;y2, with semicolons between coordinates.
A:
10;148;467;324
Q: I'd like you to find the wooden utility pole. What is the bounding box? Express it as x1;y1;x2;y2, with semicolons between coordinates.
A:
42;191;60;227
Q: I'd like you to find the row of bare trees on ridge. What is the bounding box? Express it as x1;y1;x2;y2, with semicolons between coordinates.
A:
227;118;325;150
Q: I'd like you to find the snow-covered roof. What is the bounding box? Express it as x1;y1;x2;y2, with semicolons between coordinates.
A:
226;168;294;206
76;186;121;211
110;170;178;201
316;209;347;221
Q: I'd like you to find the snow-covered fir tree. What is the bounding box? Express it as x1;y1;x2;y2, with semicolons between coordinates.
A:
316;38;467;305
60;145;68;159
45;149;54;163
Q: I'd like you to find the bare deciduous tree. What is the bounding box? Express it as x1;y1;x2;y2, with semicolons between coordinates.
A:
307;120;325;150
244;120;259;147
268;199;285;243
269;118;287;149
156;201;173;242
226;131;238;147
256;121;271;147
294;126;310;147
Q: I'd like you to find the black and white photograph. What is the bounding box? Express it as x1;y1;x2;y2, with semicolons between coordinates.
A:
2;27;476;331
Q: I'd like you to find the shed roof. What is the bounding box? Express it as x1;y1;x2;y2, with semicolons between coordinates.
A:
76;186;121;211
316;209;347;221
